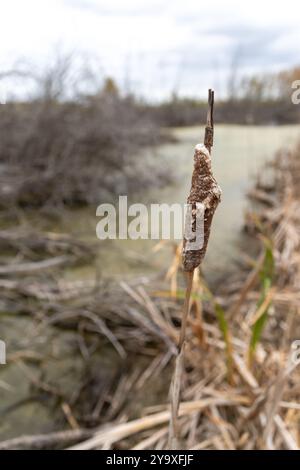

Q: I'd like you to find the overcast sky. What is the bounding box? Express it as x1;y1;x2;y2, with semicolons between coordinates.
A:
1;0;299;100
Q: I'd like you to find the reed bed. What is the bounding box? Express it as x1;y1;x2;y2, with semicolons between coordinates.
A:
1;143;300;450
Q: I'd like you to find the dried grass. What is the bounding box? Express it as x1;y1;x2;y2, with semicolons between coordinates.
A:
1;140;300;450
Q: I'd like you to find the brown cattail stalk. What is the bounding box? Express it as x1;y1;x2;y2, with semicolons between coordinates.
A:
182;89;221;271
169;89;221;449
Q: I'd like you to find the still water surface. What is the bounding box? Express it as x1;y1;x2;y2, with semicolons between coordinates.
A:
65;124;300;279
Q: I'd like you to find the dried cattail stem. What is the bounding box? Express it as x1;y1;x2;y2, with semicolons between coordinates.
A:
179;270;194;349
169;90;221;449
204;88;214;152
182;90;221;272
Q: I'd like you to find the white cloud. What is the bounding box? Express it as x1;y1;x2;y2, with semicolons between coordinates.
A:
0;0;299;99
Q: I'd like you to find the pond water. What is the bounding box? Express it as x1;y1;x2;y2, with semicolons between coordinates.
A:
61;124;300;280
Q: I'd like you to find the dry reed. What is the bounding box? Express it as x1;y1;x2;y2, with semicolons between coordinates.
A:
1;121;300;451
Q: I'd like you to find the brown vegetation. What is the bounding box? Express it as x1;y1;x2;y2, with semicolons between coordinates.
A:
1;140;300;449
0;60;172;208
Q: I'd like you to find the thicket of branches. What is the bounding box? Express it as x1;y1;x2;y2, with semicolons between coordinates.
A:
0;58;170;208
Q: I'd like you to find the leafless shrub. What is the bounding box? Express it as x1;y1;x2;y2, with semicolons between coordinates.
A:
0;56;171;207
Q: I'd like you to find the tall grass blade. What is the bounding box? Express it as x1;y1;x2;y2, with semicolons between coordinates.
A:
248;240;274;367
215;303;234;384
